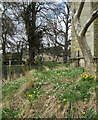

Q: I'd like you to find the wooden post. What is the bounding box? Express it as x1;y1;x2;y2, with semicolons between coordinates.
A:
78;51;80;67
9;58;11;81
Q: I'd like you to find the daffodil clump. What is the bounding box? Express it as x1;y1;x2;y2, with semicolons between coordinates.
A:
28;91;36;98
57;98;67;110
27;89;40;102
80;73;96;82
82;73;89;79
28;94;32;97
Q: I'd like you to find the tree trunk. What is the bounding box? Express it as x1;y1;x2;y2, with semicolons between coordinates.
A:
63;44;68;63
23;2;36;66
71;1;97;76
20;48;23;64
29;40;35;65
63;19;69;63
28;3;36;65
2;33;7;80
72;17;95;75
77;35;95;75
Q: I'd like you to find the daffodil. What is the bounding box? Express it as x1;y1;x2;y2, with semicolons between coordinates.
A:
84;74;88;79
34;91;36;94
83;112;85;114
56;74;60;75
58;106;61;108
86;74;88;78
63;99;66;102
95;76;96;79
81;74;82;76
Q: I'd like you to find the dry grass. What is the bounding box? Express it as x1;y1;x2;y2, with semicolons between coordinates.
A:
14;71;35;97
2;64;97;118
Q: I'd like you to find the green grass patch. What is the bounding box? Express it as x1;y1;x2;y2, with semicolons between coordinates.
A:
2;63;97;118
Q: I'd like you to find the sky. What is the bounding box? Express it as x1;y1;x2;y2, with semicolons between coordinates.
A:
0;0;97;2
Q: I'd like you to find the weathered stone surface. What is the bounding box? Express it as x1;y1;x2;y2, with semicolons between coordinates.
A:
94;18;98;57
71;2;98;67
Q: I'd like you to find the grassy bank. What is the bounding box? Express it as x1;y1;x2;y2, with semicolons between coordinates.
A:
2;63;97;118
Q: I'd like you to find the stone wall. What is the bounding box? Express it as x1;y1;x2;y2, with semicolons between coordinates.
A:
39;53;63;63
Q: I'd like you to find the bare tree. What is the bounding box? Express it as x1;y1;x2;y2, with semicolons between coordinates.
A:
21;2;47;65
42;2;71;63
2;3;17;79
71;0;98;75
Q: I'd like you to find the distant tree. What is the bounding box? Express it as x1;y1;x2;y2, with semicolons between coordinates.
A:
2;3;17;79
42;2;71;63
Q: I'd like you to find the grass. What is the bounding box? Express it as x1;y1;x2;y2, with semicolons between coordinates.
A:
2;62;97;118
4;61;61;80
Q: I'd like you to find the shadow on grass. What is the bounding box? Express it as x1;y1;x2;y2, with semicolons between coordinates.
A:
3;61;63;81
30;61;62;71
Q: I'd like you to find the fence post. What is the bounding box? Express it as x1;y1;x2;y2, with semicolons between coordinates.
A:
78;51;80;67
9;58;11;81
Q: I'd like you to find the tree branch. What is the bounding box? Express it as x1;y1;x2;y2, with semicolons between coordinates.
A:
75;0;85;19
80;9;98;36
55;39;65;47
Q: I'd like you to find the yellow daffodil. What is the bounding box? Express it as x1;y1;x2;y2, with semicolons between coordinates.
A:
85;77;87;79
58;106;61;108
95;76;96;79
83;112;85;114
84;74;88;79
86;74;88;78
63;99;66;102
34;91;36;94
56;74;60;75
81;74;82;76
28;94;32;97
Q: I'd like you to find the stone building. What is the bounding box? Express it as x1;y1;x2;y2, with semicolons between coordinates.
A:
71;2;98;67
